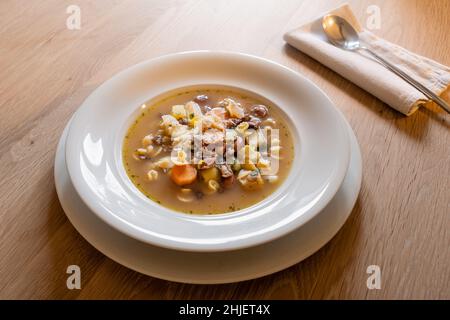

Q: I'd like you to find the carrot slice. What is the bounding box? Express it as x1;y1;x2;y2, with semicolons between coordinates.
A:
170;164;197;186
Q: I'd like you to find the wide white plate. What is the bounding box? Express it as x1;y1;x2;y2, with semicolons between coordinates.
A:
65;51;351;251
55;116;361;284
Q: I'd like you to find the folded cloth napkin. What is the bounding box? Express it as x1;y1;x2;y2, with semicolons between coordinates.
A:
283;4;450;115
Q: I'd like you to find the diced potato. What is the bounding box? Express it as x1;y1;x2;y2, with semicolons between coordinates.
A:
236;122;249;134
200;167;220;182
208;107;227;119
171;104;187;120
202;114;224;131
185;101;202;116
160;115;179;135
185;101;203;126
161;114;179;126
237;169;263;189
248;170;264;183
147;169;158;181
222;98;245;118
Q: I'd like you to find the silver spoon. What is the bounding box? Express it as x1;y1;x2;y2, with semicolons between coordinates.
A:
322;14;450;114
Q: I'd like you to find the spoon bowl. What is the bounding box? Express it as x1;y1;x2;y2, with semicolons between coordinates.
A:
321;15;360;51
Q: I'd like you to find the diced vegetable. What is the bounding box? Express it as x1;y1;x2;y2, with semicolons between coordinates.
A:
247;170;263;183
208;107;227;119
160;115;179;135
236;122;249;134
185;101;203;126
161;114;179;125
171;105;187;120
202;114;224;131
185;101;202;116
222;98;245;119
237;169;264;189
171;164;197;186
199;167;220;182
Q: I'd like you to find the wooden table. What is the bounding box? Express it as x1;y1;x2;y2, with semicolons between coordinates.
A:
1;0;449;300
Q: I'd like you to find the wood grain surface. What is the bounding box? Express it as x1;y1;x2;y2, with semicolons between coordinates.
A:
0;0;449;299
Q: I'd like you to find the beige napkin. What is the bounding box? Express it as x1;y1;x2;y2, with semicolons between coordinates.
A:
283;4;450;115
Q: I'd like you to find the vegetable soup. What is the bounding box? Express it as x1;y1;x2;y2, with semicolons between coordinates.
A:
123;85;294;214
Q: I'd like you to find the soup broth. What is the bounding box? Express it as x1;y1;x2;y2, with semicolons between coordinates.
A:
123;85;294;214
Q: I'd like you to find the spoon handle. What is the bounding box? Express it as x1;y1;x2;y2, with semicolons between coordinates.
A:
360;47;450;114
